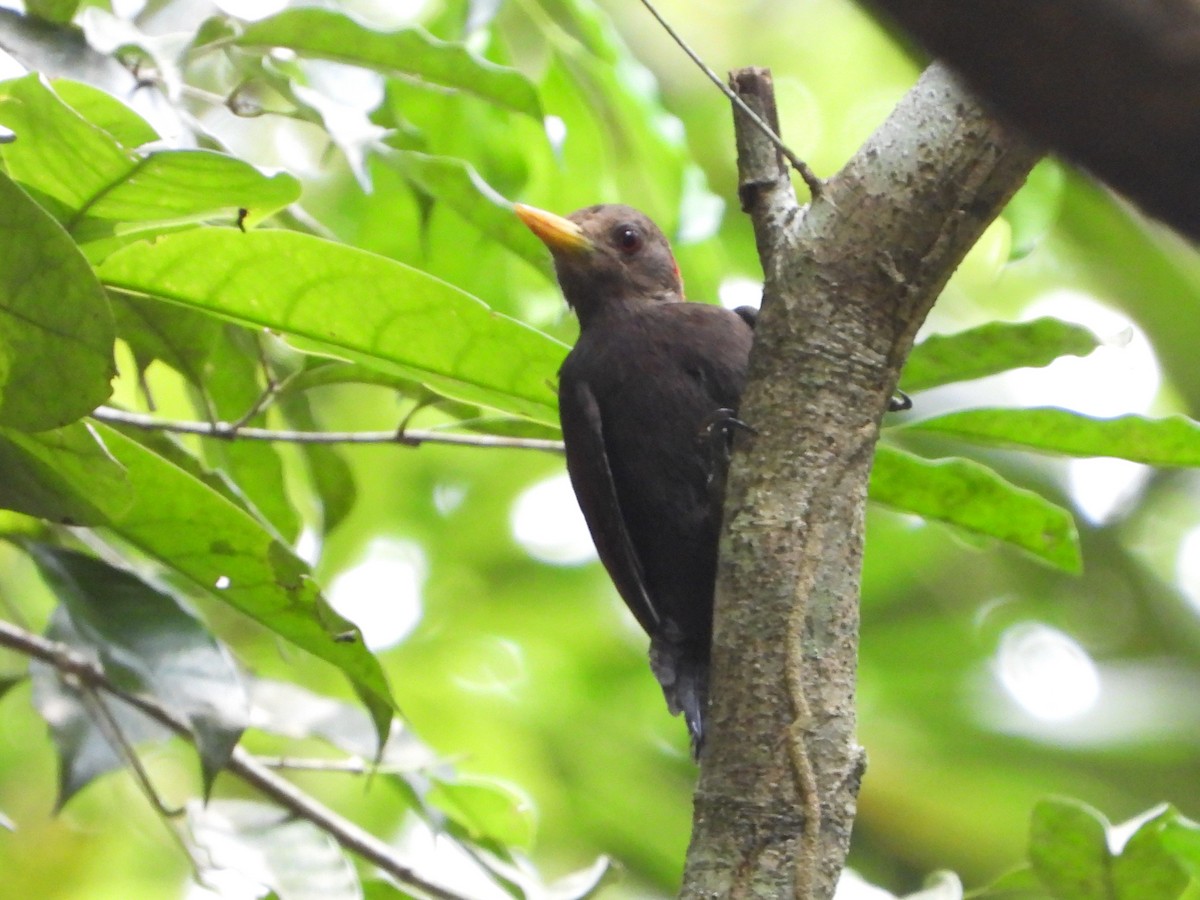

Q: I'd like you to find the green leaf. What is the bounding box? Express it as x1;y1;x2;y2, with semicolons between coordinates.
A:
1162;815;1200;877
902;318;1099;393
97;229;566;426
0;422;129;525
386;150;554;280
92;422;396;743
870;445;1081;572
185;799;361;900
235;8;541;119
27;544;247;794
30;607;172;807
905;408;1200;466
0;73;134;223
25;0;80;24
1029;798;1114;900
0;75;299;241
51;80;158;148
0;171;115;430
427;777;536;850
1112;809;1189;900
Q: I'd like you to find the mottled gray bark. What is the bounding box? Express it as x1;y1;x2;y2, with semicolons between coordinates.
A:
679;64;1041;899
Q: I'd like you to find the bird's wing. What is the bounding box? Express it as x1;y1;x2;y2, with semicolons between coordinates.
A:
559;376;662;634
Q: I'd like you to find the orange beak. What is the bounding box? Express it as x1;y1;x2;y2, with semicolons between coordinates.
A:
514;203;593;255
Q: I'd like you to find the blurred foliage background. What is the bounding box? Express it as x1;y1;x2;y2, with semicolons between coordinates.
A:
1;0;1200;898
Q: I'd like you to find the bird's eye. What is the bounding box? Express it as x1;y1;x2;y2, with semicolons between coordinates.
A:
614;225;643;254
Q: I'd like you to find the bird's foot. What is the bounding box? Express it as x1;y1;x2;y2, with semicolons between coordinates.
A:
888;390;913;413
697;408;756;500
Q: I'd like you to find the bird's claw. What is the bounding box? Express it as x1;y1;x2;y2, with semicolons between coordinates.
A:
888;390;912;413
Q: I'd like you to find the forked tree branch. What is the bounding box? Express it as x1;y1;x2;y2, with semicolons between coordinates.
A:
680;64;1041;899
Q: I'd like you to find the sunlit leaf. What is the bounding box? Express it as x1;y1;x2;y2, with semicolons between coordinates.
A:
905;408;1200;466
98;229;566;425
0;422;128;525
235;8;541;118
1029;798;1114;900
870;445;1081;572
28;544;247;793
0;74;299;241
901;318;1099;393
0;171;115;430
24;0;80;25
51;79;158;147
1112;808;1189;900
93;423;396;743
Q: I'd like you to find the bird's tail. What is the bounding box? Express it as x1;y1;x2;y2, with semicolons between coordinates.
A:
649;637;710;757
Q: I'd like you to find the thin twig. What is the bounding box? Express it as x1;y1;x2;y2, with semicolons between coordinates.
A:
0;619;470;900
91;406;565;454
635;0;824;198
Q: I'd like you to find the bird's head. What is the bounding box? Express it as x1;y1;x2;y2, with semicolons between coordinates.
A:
515;203;684;326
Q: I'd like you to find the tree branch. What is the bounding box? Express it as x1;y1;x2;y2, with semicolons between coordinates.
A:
91;406;564;454
0;619;469;900
862;0;1200;243
680;64;1040;899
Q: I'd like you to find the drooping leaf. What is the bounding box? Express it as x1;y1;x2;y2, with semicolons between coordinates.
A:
97;229;566;426
185;799;362;900
0;422;129;525
275;390;357;534
870;445;1081;572
195;327;301;542
235;8;541;119
29;608;171;807
92;423;396;744
1028;798;1114;900
905;408;1200;466
0;171;115;431
27;544;247;793
902;318;1100;393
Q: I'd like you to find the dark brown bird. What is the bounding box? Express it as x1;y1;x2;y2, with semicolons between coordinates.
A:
516;202;755;752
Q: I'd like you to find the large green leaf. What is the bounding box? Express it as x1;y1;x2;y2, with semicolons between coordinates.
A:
870;445;1081;572
905;408;1200;466
902;318;1100;393
0;171;115;430
97;229;566;425
235;8;541;119
0;74;299;240
28;544;247;795
0;422;129;525
92;423;396;742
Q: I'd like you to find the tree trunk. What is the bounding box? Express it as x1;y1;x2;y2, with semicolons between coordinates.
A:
680;63;1041;899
